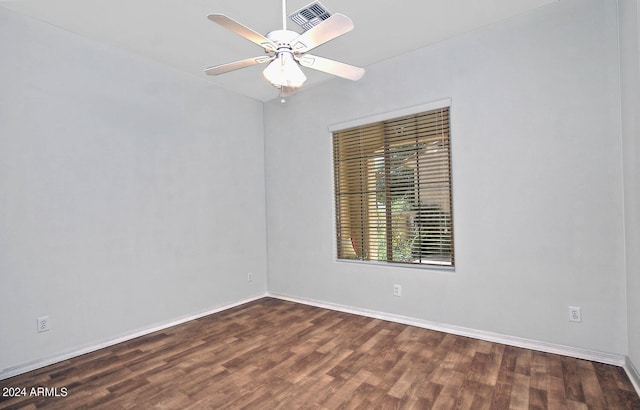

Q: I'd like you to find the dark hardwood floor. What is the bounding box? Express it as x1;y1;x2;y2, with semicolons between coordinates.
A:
1;298;639;409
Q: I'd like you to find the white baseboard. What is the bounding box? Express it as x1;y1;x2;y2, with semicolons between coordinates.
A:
0;293;268;381
625;356;640;396
267;292;628;367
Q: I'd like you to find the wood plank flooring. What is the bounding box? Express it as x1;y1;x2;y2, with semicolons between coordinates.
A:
1;298;639;409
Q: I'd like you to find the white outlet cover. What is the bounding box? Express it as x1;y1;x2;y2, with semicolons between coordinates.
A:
569;306;581;322
37;316;50;332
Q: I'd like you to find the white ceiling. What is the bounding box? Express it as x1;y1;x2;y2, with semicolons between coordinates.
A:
0;0;557;102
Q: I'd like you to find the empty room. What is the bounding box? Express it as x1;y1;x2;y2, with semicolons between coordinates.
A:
1;0;639;408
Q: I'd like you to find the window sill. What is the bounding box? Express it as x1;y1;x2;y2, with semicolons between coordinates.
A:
335;258;455;273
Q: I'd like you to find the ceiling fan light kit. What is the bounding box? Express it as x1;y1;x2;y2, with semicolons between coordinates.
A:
263;51;307;88
204;0;364;100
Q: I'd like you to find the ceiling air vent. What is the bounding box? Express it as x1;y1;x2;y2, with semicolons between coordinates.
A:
289;1;332;31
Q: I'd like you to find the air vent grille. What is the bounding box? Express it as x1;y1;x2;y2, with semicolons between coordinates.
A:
289;1;331;31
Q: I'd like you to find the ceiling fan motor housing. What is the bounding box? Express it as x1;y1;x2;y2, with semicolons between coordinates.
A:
265;30;300;51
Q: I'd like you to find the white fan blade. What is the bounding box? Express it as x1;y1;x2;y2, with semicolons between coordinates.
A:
297;55;365;81
205;56;274;75
208;14;277;53
291;14;354;53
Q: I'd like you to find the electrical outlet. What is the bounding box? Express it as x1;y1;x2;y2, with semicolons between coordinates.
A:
37;316;50;333
247;272;253;282
393;284;402;297
569;306;581;323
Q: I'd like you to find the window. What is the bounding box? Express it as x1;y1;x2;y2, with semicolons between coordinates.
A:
332;105;453;267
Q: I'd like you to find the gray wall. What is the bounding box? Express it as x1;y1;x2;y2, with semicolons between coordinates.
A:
264;0;628;355
620;0;640;371
0;8;267;373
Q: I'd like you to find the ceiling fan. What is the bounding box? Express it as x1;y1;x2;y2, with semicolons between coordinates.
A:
204;0;365;100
